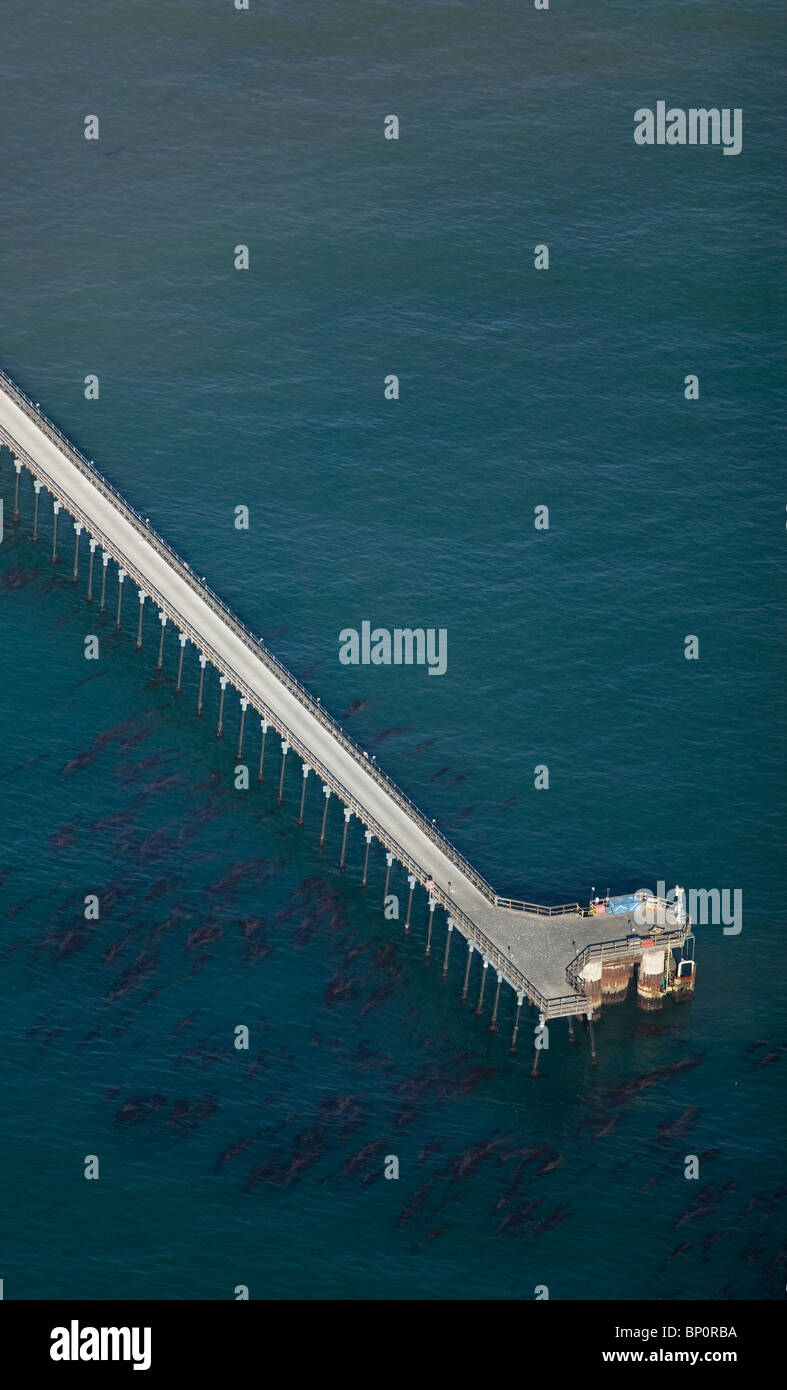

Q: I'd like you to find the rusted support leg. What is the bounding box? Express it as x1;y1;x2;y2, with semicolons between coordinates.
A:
489;971;502;1031
99;553;109;612
115;570;126;629
297;765;310;825
461;942;475;1000
196;653;207;713
510;993;524;1053
136;591;146;648
258;720;269;780
86;539;97;601
217;676;228;737
531;1014;546;1078
237;699;248;759
587;1011;597;1066
318;785;331;847
361;830;372;886
339;808;351;869
72;522;82;582
476;958;489;1016
442;918;454;975
277;740;289;802
176;633;186;691
404;875;415;932
157;612;167;669
425;898;435;956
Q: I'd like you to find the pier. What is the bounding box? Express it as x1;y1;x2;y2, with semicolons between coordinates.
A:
0;367;695;1046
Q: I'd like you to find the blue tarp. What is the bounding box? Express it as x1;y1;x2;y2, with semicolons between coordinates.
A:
605;893;644;914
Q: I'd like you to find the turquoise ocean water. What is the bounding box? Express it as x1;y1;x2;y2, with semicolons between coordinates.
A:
0;0;784;1299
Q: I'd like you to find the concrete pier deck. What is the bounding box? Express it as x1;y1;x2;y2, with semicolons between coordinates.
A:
0;368;691;1022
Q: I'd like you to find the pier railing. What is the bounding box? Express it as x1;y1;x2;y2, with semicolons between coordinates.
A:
494;896;582;917
565;924;692;990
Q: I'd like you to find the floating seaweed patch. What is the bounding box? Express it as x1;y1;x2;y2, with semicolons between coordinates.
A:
603;1053;705;1106
497;1199;544;1235
674;1182;737;1230
105;948;159;1002
341;697;376;719
237;916;272;963
49;823;79;852
343;1140;386;1178
0;562;39;591
409;736;437;756
446;1136;502;1184
656;1105;700;1143
395;1179;434;1229
213;1135;258;1174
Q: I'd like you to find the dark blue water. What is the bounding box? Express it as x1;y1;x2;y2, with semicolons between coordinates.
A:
0;0;784;1300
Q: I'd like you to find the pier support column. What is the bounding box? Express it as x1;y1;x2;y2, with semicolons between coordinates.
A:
115;569;126;629
510;992;524;1053
99;552;110;612
13;459;21;522
176;633;186;691
87;539;97;601
476;958;489;1016
383;851;393;905
361;830;372;886
215;676;228;736
637;946;666;1011
339;808;351;869
567;1014;576;1043
196;653;207;714
404;875;416;932
319;785;331;847
442;918;454;975
72;522;82;582
602;960;633;1004
297;765;310;825
586;1011;597;1065
136;591;146;648
461;942;475;1000
52;500;61;563
579;958;602;1013
156;612;167;669
489;972;503;1031
277;740;289;802
531;1014;546;1078
425;897;436;956
237;699;248;759
32;479;41;540
258;720;269;780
